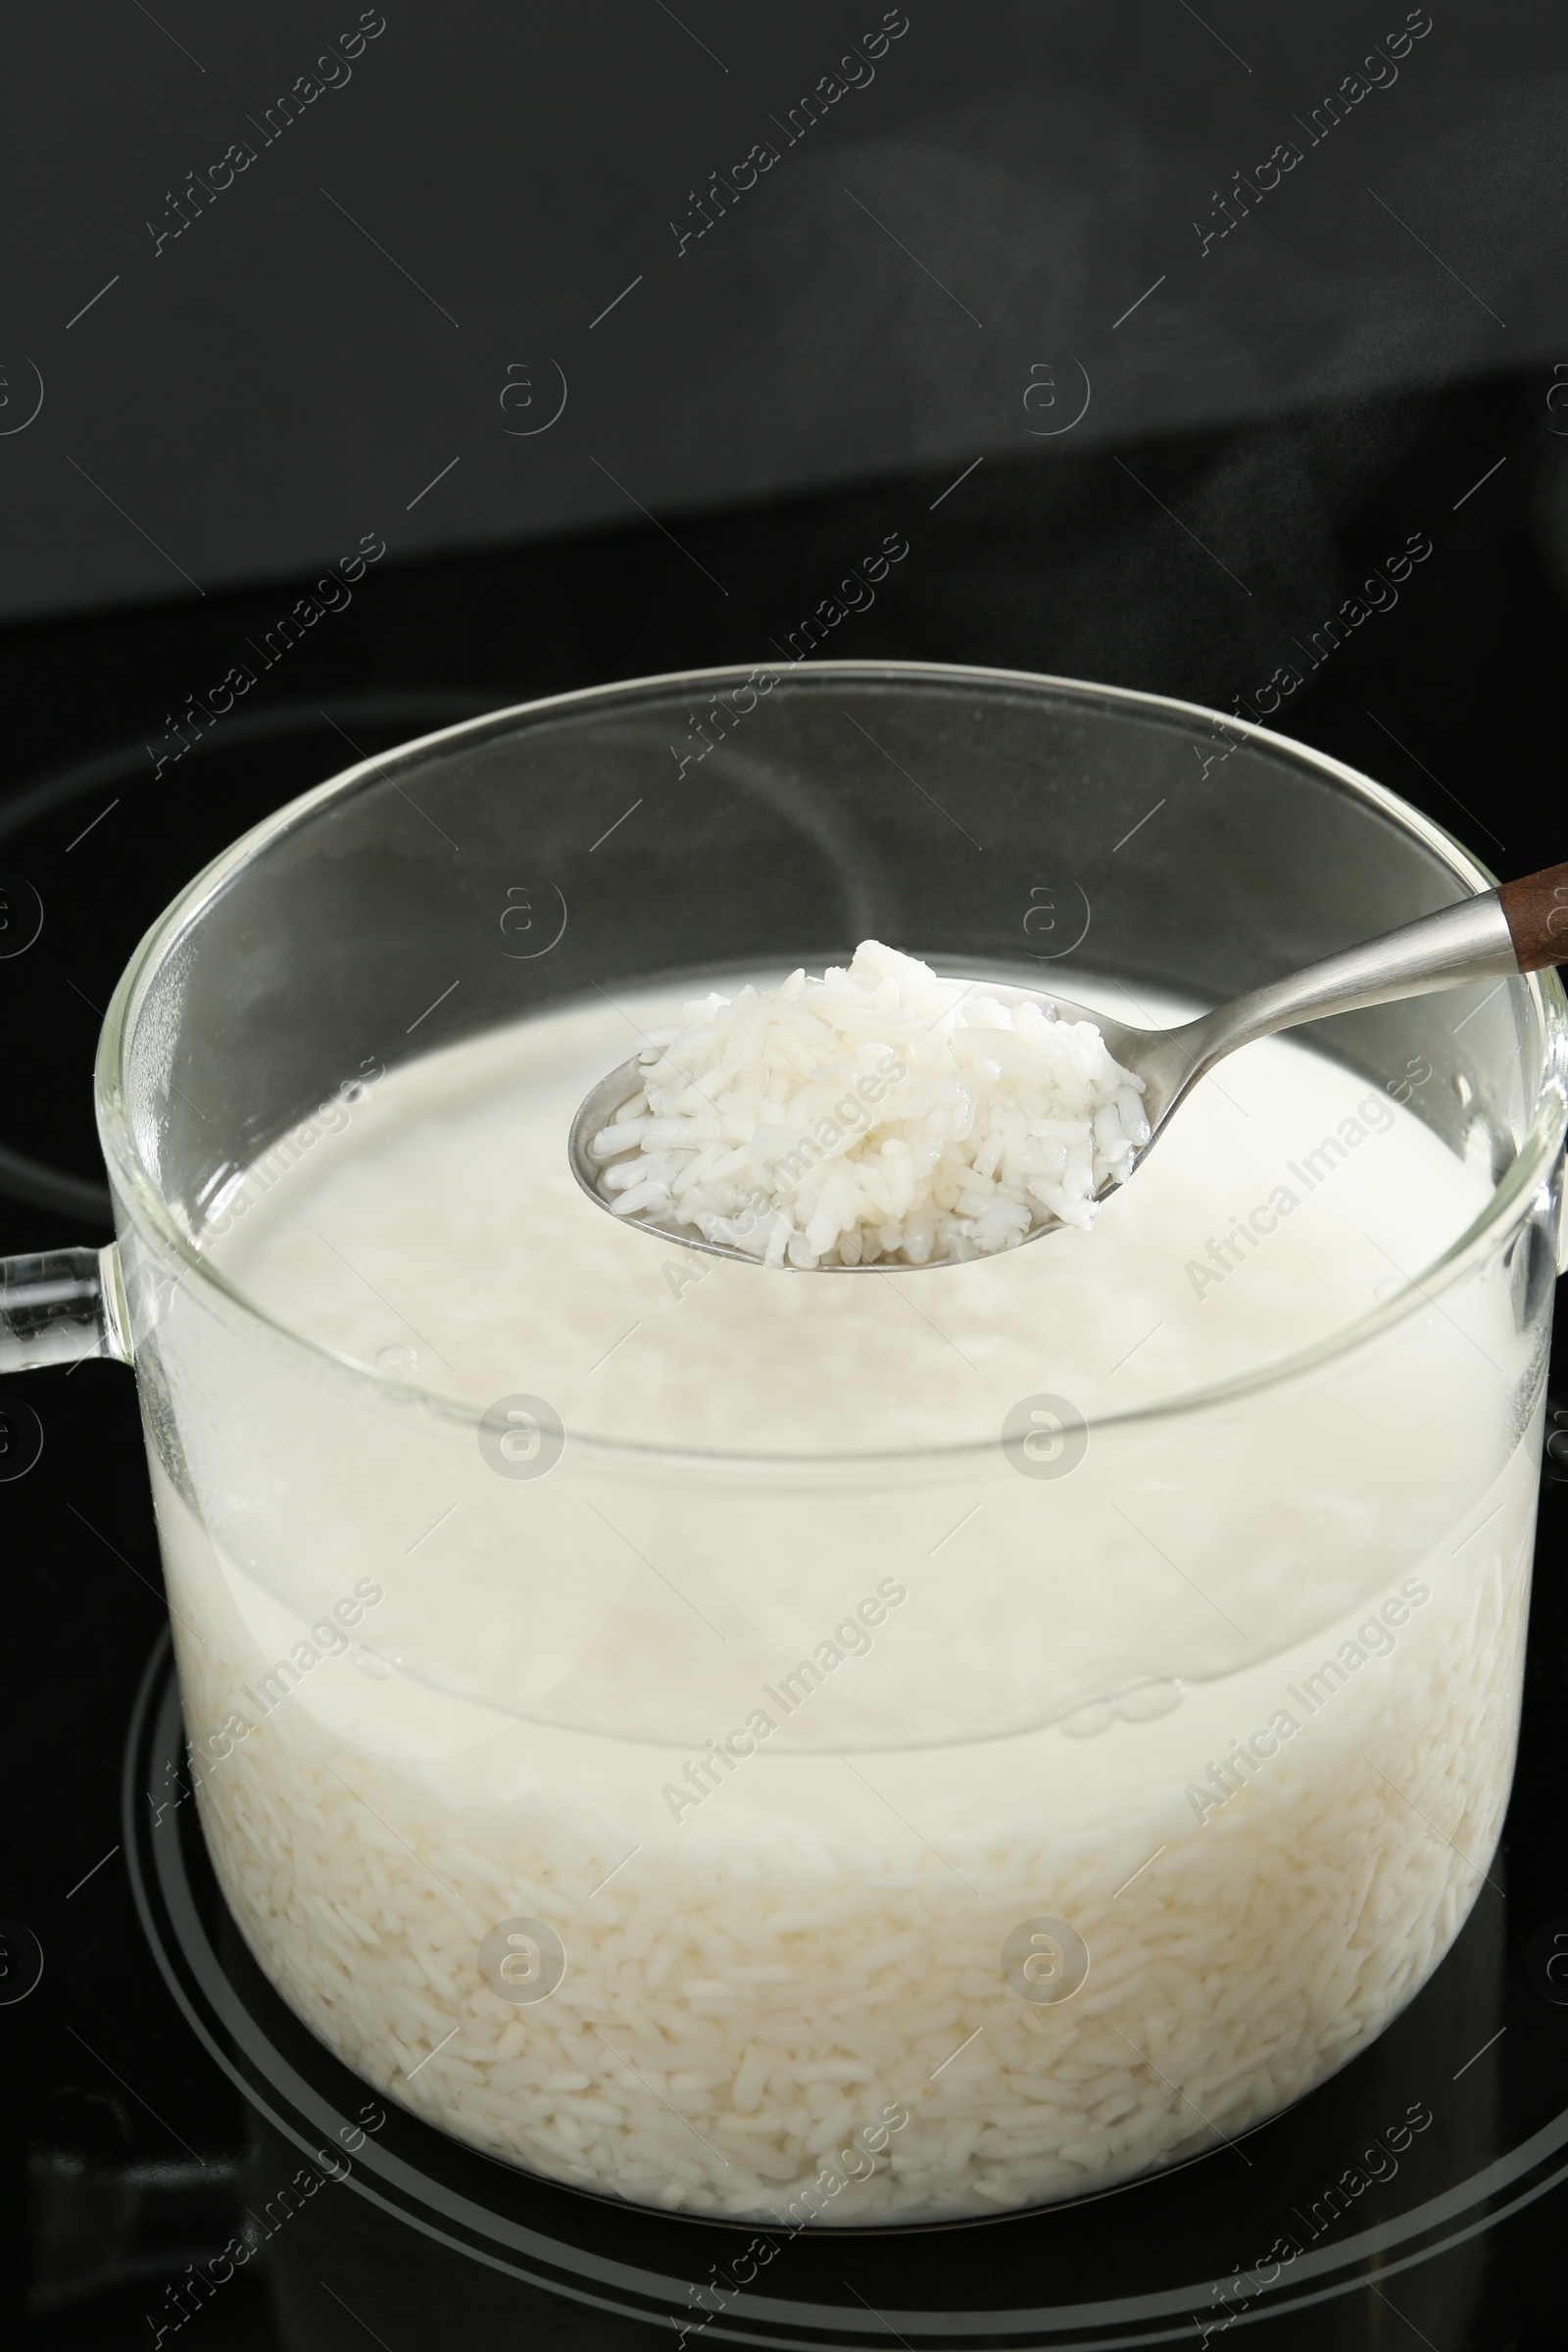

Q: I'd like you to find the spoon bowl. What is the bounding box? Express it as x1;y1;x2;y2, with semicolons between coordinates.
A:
567;865;1567;1270
568;983;1146;1270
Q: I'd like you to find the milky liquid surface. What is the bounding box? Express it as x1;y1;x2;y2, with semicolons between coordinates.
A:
157;978;1535;2221
210;979;1493;1447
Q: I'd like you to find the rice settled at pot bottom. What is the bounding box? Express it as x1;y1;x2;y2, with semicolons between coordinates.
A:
164;1457;1530;2225
592;941;1149;1267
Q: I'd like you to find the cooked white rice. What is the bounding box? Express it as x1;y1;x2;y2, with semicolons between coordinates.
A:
590;941;1149;1267
166;1456;1530;2227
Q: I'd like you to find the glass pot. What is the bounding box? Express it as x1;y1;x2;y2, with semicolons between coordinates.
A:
3;662;1563;2226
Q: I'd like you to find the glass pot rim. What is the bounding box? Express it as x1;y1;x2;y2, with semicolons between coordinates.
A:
94;659;1568;1467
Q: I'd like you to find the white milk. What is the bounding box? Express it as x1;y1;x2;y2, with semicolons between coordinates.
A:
153;982;1538;2223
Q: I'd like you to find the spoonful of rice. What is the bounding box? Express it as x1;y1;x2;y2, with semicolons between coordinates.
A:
568;864;1568;1270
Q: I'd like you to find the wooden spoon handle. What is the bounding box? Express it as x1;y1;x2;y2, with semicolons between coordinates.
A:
1497;862;1568;973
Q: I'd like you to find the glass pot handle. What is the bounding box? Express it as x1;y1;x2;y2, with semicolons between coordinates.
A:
0;1245;133;1372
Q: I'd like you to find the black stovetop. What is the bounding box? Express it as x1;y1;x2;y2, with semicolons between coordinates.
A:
5;375;1568;2347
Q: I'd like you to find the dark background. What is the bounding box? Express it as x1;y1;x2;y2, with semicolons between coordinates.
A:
4;1;1568;621
5;5;1568;2346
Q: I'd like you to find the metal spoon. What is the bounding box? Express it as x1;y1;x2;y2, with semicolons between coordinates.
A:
567;862;1568;1270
